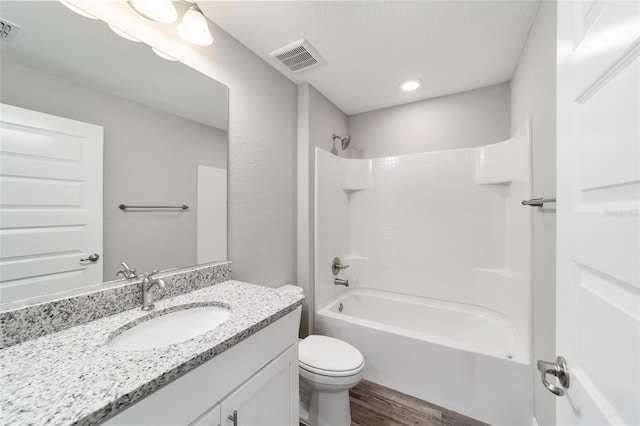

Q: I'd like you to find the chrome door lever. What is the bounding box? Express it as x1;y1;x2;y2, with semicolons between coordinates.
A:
537;356;570;396
80;253;100;262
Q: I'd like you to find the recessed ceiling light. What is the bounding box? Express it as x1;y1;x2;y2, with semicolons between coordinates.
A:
399;79;422;92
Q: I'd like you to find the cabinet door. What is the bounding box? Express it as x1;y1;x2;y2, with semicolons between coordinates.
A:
191;405;221;426
220;344;298;426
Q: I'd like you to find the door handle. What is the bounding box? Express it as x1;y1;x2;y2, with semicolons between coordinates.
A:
227;410;238;426
537;356;570;396
80;253;100;262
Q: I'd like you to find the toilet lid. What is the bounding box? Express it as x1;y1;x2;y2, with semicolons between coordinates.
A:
299;335;364;375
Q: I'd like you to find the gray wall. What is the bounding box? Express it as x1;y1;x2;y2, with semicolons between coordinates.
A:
200;21;298;288
347;83;511;158
309;86;350;161
297;83;348;335
510;2;557;425
0;58;227;279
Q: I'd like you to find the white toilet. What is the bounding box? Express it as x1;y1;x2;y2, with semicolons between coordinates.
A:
299;335;365;426
279;285;365;426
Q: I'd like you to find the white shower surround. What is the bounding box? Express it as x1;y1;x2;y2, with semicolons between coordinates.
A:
314;120;532;425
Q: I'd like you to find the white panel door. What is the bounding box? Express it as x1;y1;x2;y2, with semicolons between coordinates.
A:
556;1;639;425
0;103;103;303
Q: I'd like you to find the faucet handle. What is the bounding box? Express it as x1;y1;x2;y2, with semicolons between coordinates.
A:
144;270;159;278
332;257;350;275
117;262;138;279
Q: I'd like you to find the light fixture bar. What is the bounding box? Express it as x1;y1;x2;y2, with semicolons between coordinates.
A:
128;0;178;23
59;1;98;20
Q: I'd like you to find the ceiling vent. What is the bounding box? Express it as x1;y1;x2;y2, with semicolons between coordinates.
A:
269;39;323;73
0;19;21;43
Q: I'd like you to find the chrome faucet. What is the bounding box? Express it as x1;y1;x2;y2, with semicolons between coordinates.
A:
116;262;138;279
334;278;350;287
141;270;166;311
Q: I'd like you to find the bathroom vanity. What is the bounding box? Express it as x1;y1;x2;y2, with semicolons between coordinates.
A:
105;310;300;426
0;264;303;426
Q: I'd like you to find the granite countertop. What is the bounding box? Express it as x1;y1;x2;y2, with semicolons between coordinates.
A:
0;281;304;426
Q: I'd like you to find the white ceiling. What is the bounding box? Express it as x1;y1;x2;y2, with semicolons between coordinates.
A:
200;1;540;115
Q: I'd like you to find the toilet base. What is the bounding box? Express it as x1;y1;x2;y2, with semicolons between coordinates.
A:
308;388;352;426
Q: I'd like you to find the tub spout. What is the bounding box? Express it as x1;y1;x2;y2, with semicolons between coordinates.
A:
334;278;350;287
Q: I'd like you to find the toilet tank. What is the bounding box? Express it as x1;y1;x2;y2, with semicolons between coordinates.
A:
279;284;304;295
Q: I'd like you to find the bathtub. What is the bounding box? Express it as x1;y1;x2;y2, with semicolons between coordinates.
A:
314;288;532;426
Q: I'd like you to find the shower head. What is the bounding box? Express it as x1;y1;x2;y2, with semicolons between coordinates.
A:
332;133;351;150
341;135;351;150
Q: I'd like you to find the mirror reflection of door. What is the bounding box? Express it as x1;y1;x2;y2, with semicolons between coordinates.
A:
0;1;229;306
0;104;103;303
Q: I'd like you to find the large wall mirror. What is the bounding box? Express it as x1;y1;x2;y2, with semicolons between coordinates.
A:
0;1;228;306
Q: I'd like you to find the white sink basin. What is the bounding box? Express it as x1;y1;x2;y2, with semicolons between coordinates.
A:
108;305;231;351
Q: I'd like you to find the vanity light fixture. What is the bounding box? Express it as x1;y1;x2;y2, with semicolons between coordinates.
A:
59;1;98;20
152;47;178;61
128;0;178;24
128;0;213;47
108;24;141;42
399;78;423;92
176;3;213;46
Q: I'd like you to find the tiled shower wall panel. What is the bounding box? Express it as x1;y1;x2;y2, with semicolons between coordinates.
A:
349;148;507;305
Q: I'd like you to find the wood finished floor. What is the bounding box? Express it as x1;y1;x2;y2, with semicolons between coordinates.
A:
348;380;488;426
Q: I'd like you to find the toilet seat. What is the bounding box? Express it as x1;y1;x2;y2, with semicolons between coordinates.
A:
299;360;364;377
299;363;364;387
298;335;364;377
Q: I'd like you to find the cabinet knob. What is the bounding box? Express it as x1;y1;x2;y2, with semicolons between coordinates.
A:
227;410;238;426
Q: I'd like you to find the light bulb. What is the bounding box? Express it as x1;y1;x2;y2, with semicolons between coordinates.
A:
399;79;422;92
129;0;177;23
177;8;213;46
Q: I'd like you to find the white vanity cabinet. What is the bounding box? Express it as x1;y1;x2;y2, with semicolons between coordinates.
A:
194;344;297;426
103;310;300;426
219;344;297;426
192;405;221;426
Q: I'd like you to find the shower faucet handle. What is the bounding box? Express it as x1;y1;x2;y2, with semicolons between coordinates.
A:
332;257;350;275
